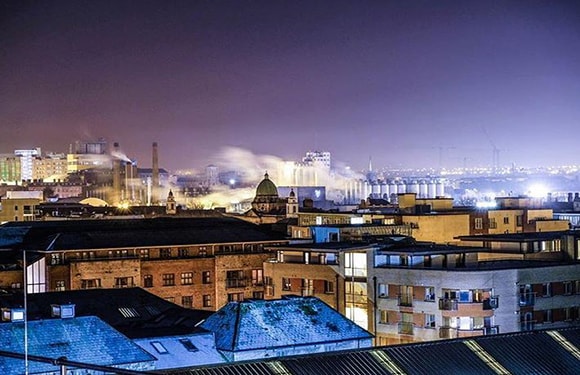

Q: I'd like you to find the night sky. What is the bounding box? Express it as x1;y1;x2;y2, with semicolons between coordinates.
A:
1;0;580;171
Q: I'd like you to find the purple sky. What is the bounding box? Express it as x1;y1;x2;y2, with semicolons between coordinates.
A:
1;0;580;171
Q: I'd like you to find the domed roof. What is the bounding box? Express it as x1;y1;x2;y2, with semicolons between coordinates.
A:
255;172;278;197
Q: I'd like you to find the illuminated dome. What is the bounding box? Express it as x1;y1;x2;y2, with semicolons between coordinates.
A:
255;173;279;197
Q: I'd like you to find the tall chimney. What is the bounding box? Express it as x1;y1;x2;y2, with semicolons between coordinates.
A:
152;142;159;204
112;142;121;205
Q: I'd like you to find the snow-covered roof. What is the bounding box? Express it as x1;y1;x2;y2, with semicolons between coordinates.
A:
201;296;373;352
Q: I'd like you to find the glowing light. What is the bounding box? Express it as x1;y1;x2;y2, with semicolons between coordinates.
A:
528;184;548;198
118;202;130;210
476;201;497;209
229;179;236;185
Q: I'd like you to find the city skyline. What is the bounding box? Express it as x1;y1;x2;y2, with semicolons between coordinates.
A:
2;1;580;171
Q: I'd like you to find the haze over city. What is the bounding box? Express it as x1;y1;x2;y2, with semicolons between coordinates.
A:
2;0;580;171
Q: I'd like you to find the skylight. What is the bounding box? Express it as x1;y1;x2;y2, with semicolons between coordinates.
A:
118;307;140;318
151;341;168;354
179;338;198;352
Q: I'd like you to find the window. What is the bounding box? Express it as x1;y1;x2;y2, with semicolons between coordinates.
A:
179;338;198;352
542;283;552;297
253;291;264;299
379;310;389;324
160;249;171;258
150;341;168;354
324;280;335;294
543;309;552;323
563;281;573;295
55;280;65;291
115;276;133;288
425;287;435;301
282;277;291;291
199;247;207;257
251;269;263;286
226;270;245;288
202;271;211;284
423;255;432;267
516;215;523;227
378;283;388;298
228;292;244;302
162;273;175;286
489;218;497;229
503;217;509;224
139;249;150;259
203;295;212;307
81;279;101;289
425;314;436;328
50;253;62;265
475;218;483;230
182;296;193;308
165;297;175;303
143;275;153;288
181;272;193;285
178;248;189;257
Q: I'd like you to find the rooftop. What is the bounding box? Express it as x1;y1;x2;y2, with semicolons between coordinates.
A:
0;288;212;339
0;217;286;251
161;327;580;375
0;316;155;375
200;296;373;352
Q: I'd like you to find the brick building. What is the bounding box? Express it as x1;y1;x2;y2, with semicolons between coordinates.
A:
0;217;287;311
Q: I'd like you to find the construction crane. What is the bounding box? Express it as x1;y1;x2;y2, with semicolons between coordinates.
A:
482;127;500;174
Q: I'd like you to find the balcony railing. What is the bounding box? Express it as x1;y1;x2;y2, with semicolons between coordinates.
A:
483;296;499;310
483;326;500;335
398;294;413;307
519;292;536;307
114;282;135;288
439;298;458;310
398;321;414;335
439;327;458;339
226;279;247;288
520;320;536;331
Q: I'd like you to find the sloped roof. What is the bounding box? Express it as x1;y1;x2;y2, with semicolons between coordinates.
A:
134;333;226;369
0;316;155;375
162;327;580;375
200;296;373;352
0;217;285;251
0;288;212;339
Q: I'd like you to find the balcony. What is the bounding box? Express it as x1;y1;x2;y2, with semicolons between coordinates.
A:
483;296;499;310
520;320;536;331
301;287;315;296
439;327;458;339
226;279;247;289
439;298;458;311
483;326;500;335
398;294;413;307
519;292;536;307
398;321;414;335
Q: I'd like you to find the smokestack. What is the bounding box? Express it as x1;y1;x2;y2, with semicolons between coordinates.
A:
112;142;121;205
152;142;159;204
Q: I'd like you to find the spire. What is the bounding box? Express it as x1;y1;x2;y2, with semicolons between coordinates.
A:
369;156;373;172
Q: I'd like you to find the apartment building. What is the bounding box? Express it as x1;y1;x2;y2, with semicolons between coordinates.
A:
0;217;288;311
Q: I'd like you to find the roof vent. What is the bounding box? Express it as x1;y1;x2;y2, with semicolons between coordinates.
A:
51;304;76;319
1;308;25;322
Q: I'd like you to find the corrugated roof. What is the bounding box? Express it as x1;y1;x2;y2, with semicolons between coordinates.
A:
201;296;373;352
163;327;580;375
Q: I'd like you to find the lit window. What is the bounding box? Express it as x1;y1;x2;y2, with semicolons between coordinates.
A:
181;272;193;285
